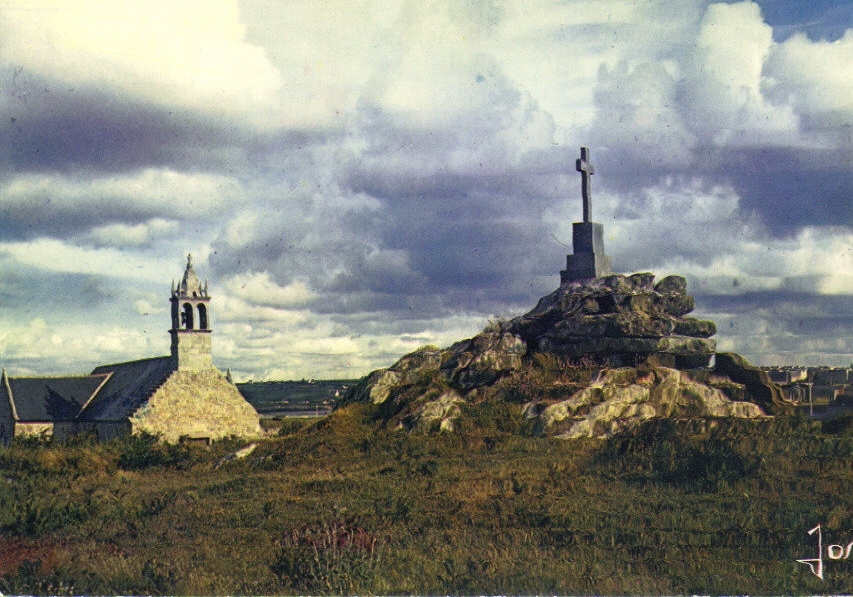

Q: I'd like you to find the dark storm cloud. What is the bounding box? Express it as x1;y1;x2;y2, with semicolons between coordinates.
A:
2;72;237;175
596;144;853;237
0;68;275;243
0;0;849;379
714;147;853;234
344;120;571;287
1;265;116;315
0;167;243;243
585;3;852;244
0;190;151;242
698;290;853;321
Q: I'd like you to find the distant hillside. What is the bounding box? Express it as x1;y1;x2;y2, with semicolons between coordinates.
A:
237;380;355;416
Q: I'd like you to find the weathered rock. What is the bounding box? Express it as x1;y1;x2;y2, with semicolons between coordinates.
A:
360;369;403;405
549;313;677;337
389;345;443;384
535;335;716;364
214;443;258;469
343;346;442;406
673;317;716;338
507;273;715;366
535;367;767;439
440;331;526;391
653;275;686;294
714;353;793;415
401;390;465;433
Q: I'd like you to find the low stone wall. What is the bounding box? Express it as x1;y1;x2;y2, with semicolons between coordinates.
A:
15;422;54;438
130;369;262;443
53;421;131;442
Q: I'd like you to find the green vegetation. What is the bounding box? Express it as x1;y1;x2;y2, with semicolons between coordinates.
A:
1;409;851;595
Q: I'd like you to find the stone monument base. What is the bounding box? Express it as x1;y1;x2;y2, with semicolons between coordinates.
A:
561;221;612;283
561;252;612;284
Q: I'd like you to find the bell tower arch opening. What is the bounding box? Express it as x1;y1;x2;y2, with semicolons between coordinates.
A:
169;254;213;372
182;303;195;330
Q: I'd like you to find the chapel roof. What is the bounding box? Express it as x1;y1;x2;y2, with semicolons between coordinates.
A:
2;373;110;422
1;356;179;424
81;356;176;420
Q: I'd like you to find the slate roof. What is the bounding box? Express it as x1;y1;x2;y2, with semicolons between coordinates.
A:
2;374;110;422
2;356;176;423
80;356;175;420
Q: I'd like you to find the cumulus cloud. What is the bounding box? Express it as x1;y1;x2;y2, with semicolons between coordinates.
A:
0;317;162;375
225;273;316;309
214;310;488;381
764;30;853;132
132;298;165;316
1;0;283;128
583;176;853;297
0;238;173;281
680;1;799;146
83;219;179;248
591;61;696;167
213;296;314;326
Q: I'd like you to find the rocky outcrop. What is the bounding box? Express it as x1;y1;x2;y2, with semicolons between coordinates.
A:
440;332;527;391
342;273;791;438
506;273;716;368
402;390;465;433
343;332;527;407
526;367;767;439
714;352;791;415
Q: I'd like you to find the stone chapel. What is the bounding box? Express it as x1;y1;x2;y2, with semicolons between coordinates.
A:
1;255;262;446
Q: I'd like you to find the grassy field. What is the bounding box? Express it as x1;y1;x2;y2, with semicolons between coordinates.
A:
1;406;851;595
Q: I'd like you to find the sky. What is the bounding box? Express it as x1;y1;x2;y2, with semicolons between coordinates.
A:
1;0;851;381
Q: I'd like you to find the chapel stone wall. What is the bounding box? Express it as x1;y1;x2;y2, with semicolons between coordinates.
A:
129;369;261;443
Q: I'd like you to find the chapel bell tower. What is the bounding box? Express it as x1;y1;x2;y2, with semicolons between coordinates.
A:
169;254;212;371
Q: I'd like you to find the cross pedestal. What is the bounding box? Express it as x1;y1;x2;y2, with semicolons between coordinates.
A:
561;222;612;283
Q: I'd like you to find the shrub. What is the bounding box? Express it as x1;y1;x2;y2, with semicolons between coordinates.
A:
271;520;389;594
11;432;53;449
823;413;853;435
276;418;313;436
483;318;508;333
2;496;92;538
113;433;199;471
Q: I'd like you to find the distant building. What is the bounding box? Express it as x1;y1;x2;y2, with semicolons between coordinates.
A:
810;367;850;386
1;255;261;446
763;367;808;385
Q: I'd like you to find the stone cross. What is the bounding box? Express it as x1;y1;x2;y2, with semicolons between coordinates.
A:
576;146;594;222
